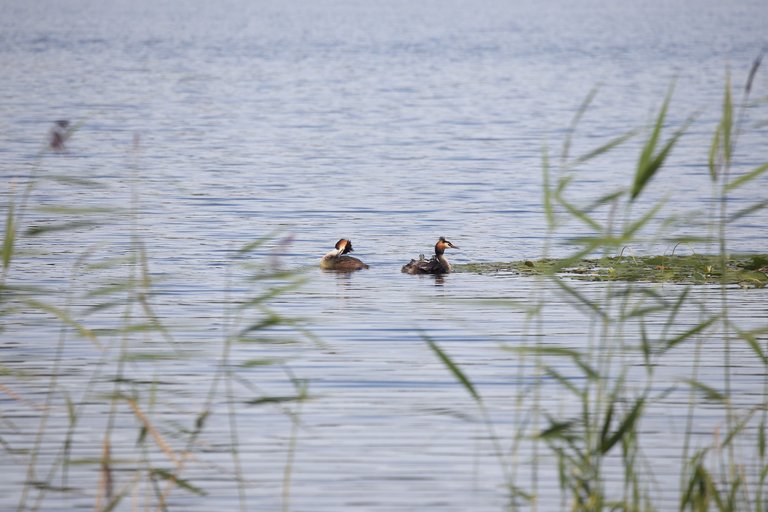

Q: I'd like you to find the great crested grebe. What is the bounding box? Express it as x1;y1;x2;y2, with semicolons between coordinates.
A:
401;237;459;275
320;238;369;272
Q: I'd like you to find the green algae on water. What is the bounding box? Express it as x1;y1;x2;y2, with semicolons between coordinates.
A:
455;254;768;288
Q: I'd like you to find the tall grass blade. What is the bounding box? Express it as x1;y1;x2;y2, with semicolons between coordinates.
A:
662;315;719;354
554;194;603;231
709;73;737;182
572;129;637;166
246;395;304;406
2;202;15;270
544;367;582;397
539;417;576;440
542;144;555;228
100;437;113;503
34;206;116;215
721;410;755;448
709;127;721;181
25;220;101;236
562;87;599;163
724;162;768;192
633;86;673;199
425;337;481;403
745;52;763;95
684;379;727;403
553;278;608;321
599;402;615;450
634;120;690;202
733;326;768;364
721;73;733;167
236;230;281;256
101;492;127;512
681;450;708;511
150;469;207;496
127;398;179;464
21;298;100;347
728;200;768;222
504;346;582;359
631;87;692;201
600;398;644;454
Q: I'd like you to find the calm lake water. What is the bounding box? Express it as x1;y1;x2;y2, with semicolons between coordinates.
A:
2;0;768;510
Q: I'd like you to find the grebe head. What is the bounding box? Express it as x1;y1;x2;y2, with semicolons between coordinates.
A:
334;238;354;254
435;236;459;254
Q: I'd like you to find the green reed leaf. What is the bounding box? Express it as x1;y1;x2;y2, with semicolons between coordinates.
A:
34;205;116;215
239;280;308;308
599;402;615;450
504;346;581;359
239;315;285;334
631;86;692;201
426;337;480;403
555;194;603;232
709;126;721;181
246;395;304;406
640;320;651;368
681;450;715;511
562;87;599;164
544;367;581;397
539;417;577;440
240;358;283;367
745;53;763;95
733;326;768;364
120;353;191;362
2;202;15;270
729;200;768;222
633;123;689;202
584;190;625;213
600;397;644;454
721;73;733;166
195;411;209;432
65;393;76;424
236;229;281;256
553;278;608;321
725;162;768;192
85;279;142;298
100;492;127;512
572;129;637;167
633;87;672;198
150;468;207;496
542;144;555;228
25;220;100;236
21;298;100;347
684;379;727;403
722;410;755;449
662;315;719;354
45;175;104;188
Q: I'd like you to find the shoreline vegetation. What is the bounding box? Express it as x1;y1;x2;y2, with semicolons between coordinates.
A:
455;253;768;287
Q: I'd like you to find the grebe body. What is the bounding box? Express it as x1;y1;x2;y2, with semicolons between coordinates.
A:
320;239;369;272
401;237;458;275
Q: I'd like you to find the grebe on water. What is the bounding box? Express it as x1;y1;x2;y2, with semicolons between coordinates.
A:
401;237;459;274
320;239;369;272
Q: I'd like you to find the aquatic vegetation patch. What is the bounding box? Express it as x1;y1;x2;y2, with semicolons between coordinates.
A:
456;253;768;287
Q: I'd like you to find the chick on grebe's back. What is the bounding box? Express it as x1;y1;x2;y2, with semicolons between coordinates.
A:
320;239;369;272
401;237;458;275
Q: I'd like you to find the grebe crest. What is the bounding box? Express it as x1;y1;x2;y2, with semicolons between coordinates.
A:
401;236;459;275
320;238;369;272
